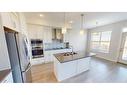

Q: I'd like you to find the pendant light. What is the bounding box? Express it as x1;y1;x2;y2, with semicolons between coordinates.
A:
80;14;84;35
62;12;67;34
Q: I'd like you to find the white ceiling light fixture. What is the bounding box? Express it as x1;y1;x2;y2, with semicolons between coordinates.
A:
80;14;84;35
69;20;73;24
62;12;67;34
39;14;44;17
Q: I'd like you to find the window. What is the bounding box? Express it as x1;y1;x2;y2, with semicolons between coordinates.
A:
123;28;127;32
91;31;112;53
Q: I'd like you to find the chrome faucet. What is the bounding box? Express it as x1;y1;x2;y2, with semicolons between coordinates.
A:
69;45;74;53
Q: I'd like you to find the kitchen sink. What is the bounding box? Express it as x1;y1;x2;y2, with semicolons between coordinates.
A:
63;52;77;56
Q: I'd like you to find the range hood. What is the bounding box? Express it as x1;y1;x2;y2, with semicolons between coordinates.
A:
52;28;63;42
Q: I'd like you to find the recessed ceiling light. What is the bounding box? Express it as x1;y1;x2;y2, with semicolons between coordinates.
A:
39;14;44;17
69;21;73;24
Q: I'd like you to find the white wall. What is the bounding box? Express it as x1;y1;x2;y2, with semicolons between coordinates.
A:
64;23;88;52
87;20;127;62
0;14;11;70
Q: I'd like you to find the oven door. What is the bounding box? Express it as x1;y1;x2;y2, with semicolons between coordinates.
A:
32;49;44;58
22;63;32;83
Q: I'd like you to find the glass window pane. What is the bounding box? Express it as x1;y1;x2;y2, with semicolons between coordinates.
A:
123;28;127;32
91;42;100;50
100;41;110;52
91;31;111;53
101;31;112;41
91;32;101;41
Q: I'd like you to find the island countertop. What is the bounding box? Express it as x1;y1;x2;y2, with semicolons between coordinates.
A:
54;51;95;63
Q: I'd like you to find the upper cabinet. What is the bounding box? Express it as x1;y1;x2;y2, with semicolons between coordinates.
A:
1;13;12;28
18;13;28;35
27;24;44;39
43;26;52;43
27;24;52;43
9;13;20;31
1;12;20;32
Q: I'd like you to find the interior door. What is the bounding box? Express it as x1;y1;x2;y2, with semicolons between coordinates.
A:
118;32;127;64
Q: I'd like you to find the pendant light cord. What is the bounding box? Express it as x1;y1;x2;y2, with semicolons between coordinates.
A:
64;12;66;27
81;14;84;30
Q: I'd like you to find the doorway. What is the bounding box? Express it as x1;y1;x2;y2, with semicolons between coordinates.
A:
118;32;127;64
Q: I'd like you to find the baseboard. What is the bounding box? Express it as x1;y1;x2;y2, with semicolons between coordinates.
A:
93;56;117;63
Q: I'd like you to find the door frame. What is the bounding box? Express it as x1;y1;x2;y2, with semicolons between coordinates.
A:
118;32;127;64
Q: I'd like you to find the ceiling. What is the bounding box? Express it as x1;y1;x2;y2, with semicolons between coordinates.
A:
24;12;127;29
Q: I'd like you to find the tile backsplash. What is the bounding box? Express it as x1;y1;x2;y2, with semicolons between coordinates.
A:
44;42;69;50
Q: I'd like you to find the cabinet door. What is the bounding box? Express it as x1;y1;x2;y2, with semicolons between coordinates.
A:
36;26;44;39
44;51;52;63
27;24;44;40
1;12;12;28
1;12;20;32
77;57;90;74
43;26;52;43
9;12;20;31
27;24;38;39
18;13;27;35
57;61;77;81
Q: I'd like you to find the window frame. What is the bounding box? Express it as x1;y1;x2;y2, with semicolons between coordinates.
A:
90;31;112;53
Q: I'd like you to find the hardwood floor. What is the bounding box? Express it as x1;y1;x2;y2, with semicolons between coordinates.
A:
31;62;57;83
31;57;127;83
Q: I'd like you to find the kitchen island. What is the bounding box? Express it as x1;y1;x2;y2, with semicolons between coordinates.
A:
53;51;95;81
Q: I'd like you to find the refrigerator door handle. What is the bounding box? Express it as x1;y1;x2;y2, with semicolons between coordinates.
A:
22;63;31;72
22;63;32;83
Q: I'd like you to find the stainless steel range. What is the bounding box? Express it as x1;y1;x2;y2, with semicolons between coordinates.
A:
31;39;44;58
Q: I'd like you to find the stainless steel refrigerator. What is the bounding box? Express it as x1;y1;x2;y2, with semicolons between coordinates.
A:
5;30;32;83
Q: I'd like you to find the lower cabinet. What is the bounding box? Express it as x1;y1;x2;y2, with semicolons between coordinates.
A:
1;72;13;83
57;61;77;81
54;57;91;81
44;51;53;63
77;57;90;74
30;57;45;65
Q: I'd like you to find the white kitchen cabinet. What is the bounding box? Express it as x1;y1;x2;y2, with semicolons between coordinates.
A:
54;57;91;81
9;12;20;32
18;13;28;35
27;24;52;42
1;12;20;32
27;24;44;40
43;26;52;43
44;51;52;63
56;60;77;81
36;26;44;39
27;24;38;39
1;12;12;29
77;57;90;74
1;72;13;83
31;57;45;65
